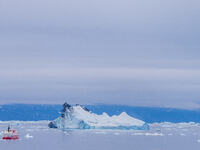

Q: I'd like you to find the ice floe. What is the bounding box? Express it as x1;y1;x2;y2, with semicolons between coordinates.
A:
25;133;33;139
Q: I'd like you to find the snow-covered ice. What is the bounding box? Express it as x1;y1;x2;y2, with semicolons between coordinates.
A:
48;103;149;130
25;133;33;139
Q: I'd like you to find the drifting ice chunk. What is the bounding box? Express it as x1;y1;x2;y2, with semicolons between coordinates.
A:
49;103;149;130
25;133;33;139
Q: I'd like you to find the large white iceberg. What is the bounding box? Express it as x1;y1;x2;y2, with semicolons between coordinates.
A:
48;103;149;130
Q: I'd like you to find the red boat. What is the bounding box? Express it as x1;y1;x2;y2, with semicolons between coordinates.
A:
2;126;19;140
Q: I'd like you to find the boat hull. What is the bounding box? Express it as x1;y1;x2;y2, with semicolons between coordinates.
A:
2;135;19;140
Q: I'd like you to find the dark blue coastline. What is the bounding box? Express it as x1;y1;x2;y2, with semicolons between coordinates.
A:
0;104;200;123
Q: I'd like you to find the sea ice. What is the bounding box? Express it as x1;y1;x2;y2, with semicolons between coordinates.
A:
132;132;164;136
1;121;200;150
25;133;33;139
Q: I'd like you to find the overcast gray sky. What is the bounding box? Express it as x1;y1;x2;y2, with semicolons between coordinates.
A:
0;0;200;109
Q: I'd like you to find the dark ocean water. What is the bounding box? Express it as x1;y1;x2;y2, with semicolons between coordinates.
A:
0;104;200;123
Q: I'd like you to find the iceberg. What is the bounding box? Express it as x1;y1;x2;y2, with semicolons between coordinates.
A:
48;103;149;130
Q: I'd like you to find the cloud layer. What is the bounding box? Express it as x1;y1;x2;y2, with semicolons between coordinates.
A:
0;0;200;108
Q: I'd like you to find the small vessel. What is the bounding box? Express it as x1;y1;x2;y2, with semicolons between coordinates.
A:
2;125;19;140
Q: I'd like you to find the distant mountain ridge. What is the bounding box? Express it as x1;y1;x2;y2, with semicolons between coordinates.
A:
0;104;200;123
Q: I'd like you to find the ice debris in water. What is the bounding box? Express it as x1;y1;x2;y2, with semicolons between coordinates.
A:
133;132;164;136
25;133;33;139
48;103;149;130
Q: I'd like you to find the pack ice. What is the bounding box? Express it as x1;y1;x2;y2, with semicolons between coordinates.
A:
48;103;149;130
